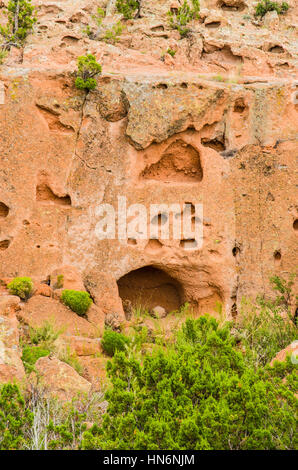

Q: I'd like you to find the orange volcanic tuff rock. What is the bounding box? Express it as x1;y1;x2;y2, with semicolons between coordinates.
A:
0;315;26;384
31;355;91;401
0;0;296;373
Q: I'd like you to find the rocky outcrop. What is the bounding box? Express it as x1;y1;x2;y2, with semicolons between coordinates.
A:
0;315;25;383
0;0;297;335
18;296;100;337
32;356;91;401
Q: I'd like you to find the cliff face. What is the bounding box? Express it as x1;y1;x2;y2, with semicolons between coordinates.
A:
0;0;297;325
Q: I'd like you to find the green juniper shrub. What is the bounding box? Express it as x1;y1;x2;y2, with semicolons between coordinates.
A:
61;289;92;316
21;345;50;373
168;0;200;38
255;0;289;17
7;276;33;300
116;0;140;20
0;384;33;450
0;0;37;47
88;316;297;450
101;329;130;356
75;54;102;91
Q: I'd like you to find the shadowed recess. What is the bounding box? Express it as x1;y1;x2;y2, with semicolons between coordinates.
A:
141;140;203;183
117;266;183;312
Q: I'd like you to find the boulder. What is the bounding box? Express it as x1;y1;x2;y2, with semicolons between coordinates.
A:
33;356;91;401
0;295;21;317
151;305;167;319
270;341;298;366
58;335;101;356
18;295;98;338
50;265;85;291
0;315;25;383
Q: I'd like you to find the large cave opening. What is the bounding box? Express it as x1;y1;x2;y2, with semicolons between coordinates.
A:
117;266;184;313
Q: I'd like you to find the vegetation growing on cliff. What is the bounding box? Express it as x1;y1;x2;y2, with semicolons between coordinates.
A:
61;289;93;316
0;0;36;49
168;0;200;38
74;54;102;91
116;0;141;20
255;0;289;17
7;276;33;300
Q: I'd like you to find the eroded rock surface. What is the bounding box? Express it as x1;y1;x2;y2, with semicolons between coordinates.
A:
32;355;92;401
0;0;297;387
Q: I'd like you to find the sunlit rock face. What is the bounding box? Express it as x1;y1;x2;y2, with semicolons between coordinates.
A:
0;0;297;327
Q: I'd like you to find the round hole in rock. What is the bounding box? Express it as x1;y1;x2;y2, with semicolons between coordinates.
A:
293;219;298;231
117;266;183;313
232;246;240;257
0;239;10;251
127;238;137;246
274;250;281;261
233;98;246;113
0;202;9;218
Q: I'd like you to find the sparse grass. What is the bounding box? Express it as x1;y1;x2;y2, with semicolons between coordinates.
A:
0;49;7;65
21;321;84;376
103;21;124;44
235;298;297;369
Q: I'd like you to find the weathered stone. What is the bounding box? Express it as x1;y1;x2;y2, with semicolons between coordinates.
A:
0;316;25;383
0;295;21;316
270;342;298;366
50;265;85;291
33;356;91;401
18;296;99;337
0;0;297;341
151;305;167;319
58;334;101;356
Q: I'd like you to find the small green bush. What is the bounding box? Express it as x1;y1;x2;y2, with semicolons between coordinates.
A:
21;345;50;372
7;276;33;300
75;54;102;91
116;0;140;20
101;329;130;356
255;0;289;17
61;289;92;316
168;0;200;38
